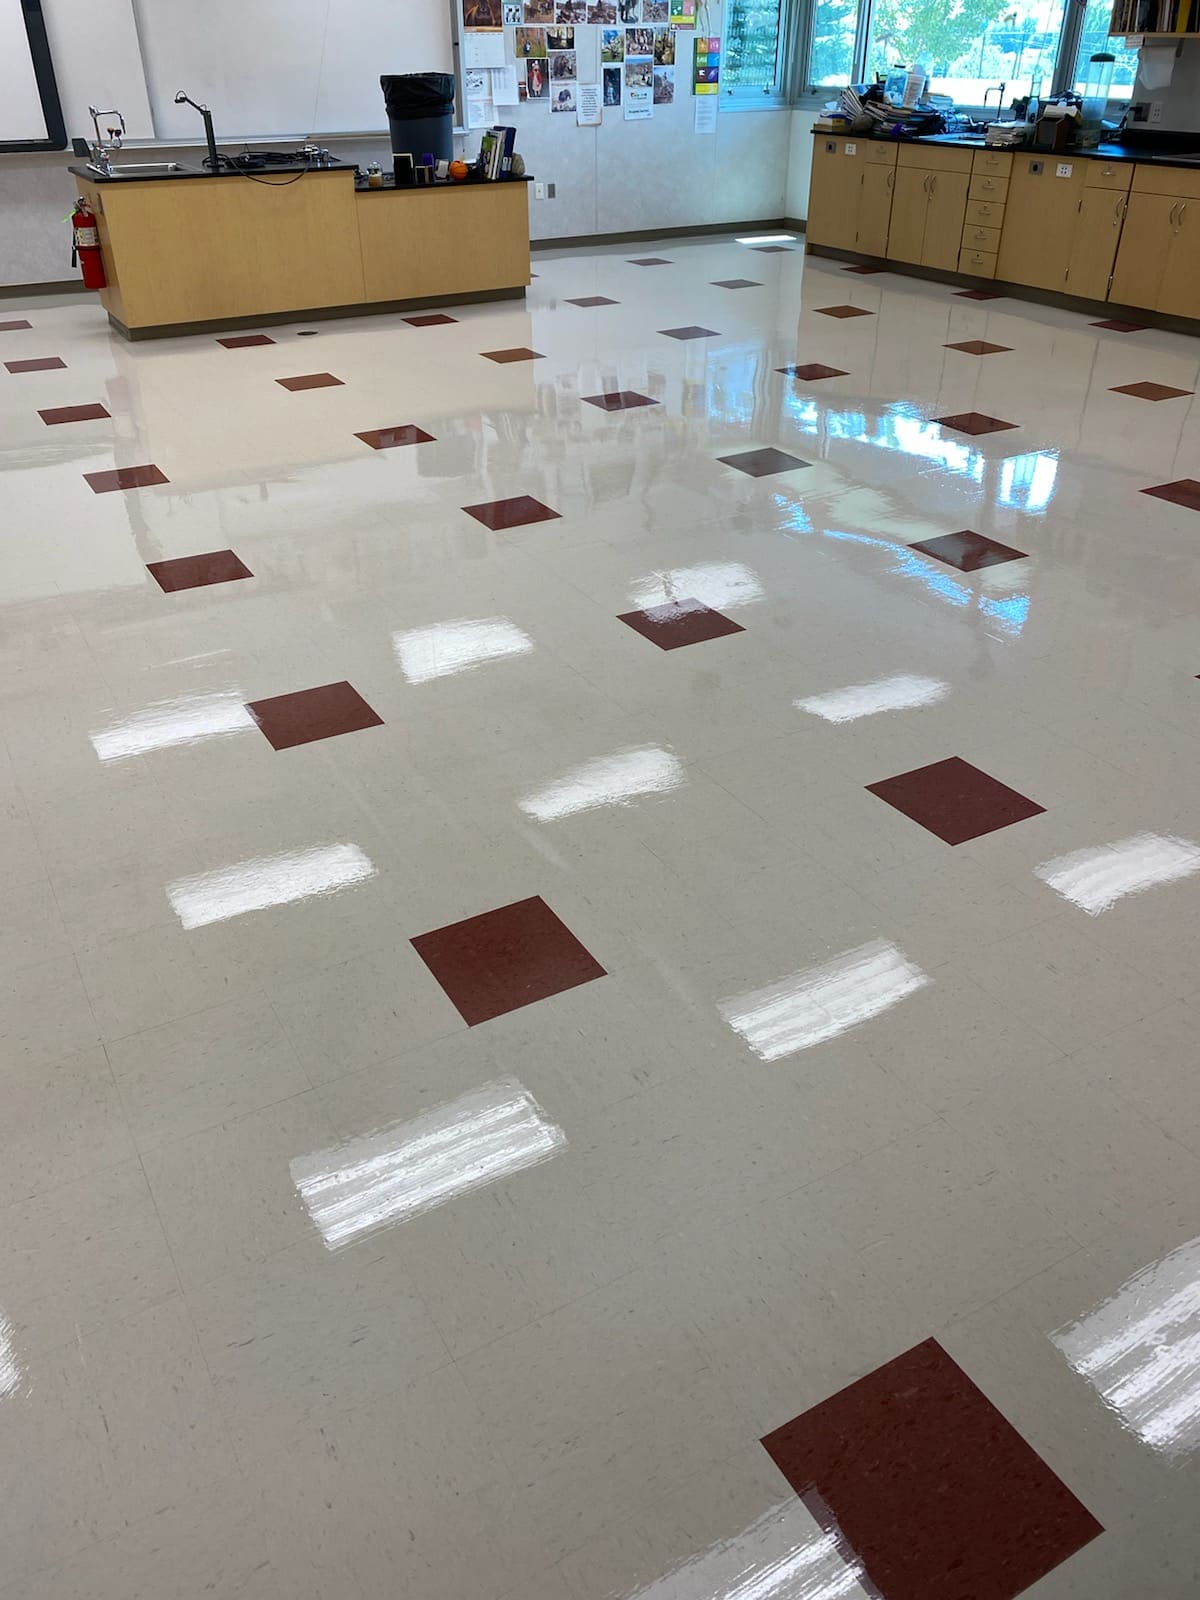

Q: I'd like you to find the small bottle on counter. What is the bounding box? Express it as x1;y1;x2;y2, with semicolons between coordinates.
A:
367;162;383;188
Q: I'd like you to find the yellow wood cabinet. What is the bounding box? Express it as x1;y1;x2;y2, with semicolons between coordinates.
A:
885;150;970;271
1110;184;1200;317
996;155;1088;291
1065;187;1130;301
806;136;865;250
857;163;896;255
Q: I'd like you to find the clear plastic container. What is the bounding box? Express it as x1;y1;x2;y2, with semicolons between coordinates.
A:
1078;53;1115;148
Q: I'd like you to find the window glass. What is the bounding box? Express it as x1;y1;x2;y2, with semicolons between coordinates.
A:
724;0;786;90
1074;0;1139;103
864;0;1069;110
810;0;859;89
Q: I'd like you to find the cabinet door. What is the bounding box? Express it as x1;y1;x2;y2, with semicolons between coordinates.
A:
856;164;895;256
996;157;1086;291
1157;202;1200;318
1109;192;1175;310
922;170;969;271
807;138;862;250
887;168;930;265
1065;188;1128;302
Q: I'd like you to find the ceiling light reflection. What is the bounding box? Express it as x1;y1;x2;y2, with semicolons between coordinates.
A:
291;1077;566;1248
630;560;764;612
0;1314;21;1399
1051;1236;1200;1459
90;691;253;761
519;745;685;821
624;1502;871;1600
796;673;950;724
736;233;797;244
1036;833;1200;915
720;938;930;1061
167;842;375;929
392;616;534;684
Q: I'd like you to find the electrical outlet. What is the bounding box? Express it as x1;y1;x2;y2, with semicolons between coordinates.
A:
845;142;858;154
1055;161;1073;177
534;181;546;200
1150;101;1164;124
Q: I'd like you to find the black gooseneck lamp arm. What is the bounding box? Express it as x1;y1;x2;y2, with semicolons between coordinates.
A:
174;91;220;172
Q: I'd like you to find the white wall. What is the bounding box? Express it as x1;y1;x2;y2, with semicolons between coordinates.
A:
1132;40;1200;132
0;0;792;289
784;108;811;223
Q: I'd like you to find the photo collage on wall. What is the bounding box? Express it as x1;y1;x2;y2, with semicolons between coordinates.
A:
471;0;697;122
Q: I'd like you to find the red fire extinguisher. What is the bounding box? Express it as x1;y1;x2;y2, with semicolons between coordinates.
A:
72;201;106;290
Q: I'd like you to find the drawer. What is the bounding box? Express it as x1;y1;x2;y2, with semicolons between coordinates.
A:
961;222;1002;250
972;149;1013;177
1086;159;1133;192
969;173;1009;202
960;247;998;278
863;141;899;166
1131;162;1200;200
964;197;1005;227
898;142;975;174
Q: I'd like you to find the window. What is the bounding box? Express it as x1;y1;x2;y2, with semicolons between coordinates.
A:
1073;0;1139;103
864;0;1070;111
724;0;787;95
809;0;860;89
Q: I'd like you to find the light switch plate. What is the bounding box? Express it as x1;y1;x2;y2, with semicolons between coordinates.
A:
1056;162;1073;177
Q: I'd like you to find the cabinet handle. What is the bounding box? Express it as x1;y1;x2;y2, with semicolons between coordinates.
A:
886;170;894;189
930;174;938;195
922;174;930;195
1181;203;1188;228
1169;201;1181;227
1113;195;1123;223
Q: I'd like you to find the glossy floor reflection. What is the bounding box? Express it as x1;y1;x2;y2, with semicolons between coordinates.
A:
2;235;1200;1598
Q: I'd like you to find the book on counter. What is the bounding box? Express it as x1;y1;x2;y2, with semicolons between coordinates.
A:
479;126;517;180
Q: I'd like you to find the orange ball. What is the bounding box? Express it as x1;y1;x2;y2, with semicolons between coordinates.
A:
448;159;469;182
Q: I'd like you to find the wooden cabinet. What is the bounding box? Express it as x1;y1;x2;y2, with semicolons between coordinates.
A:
886;148;971;271
806;136;865;250
1065;187;1129;301
1110;167;1200;317
857;162;896;255
996;154;1088;291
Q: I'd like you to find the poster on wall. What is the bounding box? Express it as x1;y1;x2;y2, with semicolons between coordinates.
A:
525;57;549;96
603;63;622;104
577;81;602;123
556;0;587;18
552;81;578;111
669;0;696;23
514;25;547;55
642;0;668;18
618;0;639;18
653;64;674;103
587;1;618;17
600;26;624;59
546;24;575;48
693;35;720;92
524;0;554;16
503;2;523;18
624;55;653;117
464;0;504;26
652;27;674;62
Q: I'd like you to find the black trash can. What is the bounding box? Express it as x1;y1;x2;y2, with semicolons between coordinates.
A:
381;73;456;169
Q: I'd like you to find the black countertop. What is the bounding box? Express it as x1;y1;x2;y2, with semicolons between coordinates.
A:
71;161;532;193
811;128;1200;170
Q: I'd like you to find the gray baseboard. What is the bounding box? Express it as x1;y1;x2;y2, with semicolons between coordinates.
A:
0;279;91;300
532;218;806;251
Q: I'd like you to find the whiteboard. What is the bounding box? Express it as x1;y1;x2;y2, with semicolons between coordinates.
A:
0;0;63;148
133;0;454;140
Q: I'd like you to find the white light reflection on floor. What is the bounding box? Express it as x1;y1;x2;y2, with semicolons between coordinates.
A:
623;1501;871;1600
1036;833;1200;915
630;561;764;612
0;1314;22;1399
796;673;950;724
1052;1236;1200;1460
720;939;929;1062
519;745;685;821
291;1078;566;1249
167;843;376;929
392;616;534;683
90;691;254;761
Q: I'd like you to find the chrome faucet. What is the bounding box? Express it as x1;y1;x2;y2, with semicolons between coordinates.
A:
86;107;125;175
982;82;1008;115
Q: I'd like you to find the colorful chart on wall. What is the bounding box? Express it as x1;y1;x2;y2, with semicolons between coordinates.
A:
693;34;719;92
669;0;696;23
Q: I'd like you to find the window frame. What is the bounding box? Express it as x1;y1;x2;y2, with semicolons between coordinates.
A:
721;0;795;108
0;0;66;153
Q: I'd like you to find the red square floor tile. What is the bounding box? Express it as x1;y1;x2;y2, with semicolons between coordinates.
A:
867;755;1045;845
566;295;619;306
955;289;1003;300
718;446;810;477
761;1338;1103;1600
0;319;33;331
910;529;1027;571
1142;478;1200;512
628;257;672;266
778;363;848;381
218;334;275;348
463;494;561;531
944;339;1012;356
276;372;343;390
814;305;873;319
1110;380;1193;401
659;325;720;340
617;598;745;650
404;313;458;327
245;680;384;751
582;391;659;411
84;464;169;494
5;356;66;373
712;278;762;289
934;411;1018;436
354;424;436;449
146;550;253;593
481;346;543;363
39;403;110;425
1092;318;1144;332
843;264;884;274
412;894;605;1026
